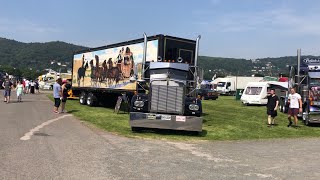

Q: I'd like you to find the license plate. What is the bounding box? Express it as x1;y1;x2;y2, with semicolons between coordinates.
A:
176;116;186;122
147;114;156;120
313;101;320;105
161;115;171;121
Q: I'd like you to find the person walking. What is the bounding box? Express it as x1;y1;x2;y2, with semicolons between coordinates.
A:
22;79;26;92
53;78;62;114
35;79;40;94
266;89;279;127
287;87;302;127
2;77;13;103
25;79;30;94
29;80;35;94
15;80;24;102
60;80;69;113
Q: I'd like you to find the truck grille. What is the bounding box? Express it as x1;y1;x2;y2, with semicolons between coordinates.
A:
150;85;184;114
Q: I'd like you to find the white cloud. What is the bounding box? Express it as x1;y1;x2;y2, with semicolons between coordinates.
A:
195;7;320;36
0;17;60;34
211;0;221;5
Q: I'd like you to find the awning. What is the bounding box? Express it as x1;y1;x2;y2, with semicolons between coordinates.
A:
268;81;288;90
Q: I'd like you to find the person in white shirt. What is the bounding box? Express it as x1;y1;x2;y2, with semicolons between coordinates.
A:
25;79;30;94
287;88;302;127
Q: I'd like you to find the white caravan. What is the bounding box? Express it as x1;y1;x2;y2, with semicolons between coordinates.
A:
241;81;288;105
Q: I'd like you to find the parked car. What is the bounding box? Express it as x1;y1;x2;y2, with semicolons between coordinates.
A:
197;89;219;100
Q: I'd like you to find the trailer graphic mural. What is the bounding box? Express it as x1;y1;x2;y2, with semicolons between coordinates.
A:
72;40;158;90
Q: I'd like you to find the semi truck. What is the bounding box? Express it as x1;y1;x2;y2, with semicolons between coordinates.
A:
71;34;203;132
212;76;263;95
129;34;203;132
288;49;320;125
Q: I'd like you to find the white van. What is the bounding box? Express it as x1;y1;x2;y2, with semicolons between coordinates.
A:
241;81;288;105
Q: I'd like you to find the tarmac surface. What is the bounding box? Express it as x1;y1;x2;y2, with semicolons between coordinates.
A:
1;91;320;179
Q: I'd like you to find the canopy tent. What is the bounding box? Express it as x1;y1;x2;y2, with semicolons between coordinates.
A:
268;81;288;91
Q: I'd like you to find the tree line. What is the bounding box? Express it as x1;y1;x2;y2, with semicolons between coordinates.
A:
1;37;320;80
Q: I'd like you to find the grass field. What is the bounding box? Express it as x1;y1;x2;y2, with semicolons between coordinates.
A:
52;96;320;141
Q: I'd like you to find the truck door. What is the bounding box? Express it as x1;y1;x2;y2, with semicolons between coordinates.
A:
226;82;231;93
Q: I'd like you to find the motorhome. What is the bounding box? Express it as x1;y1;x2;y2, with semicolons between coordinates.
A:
241;81;288;105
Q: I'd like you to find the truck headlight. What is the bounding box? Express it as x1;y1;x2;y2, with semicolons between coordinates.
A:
134;100;144;108
189;104;199;111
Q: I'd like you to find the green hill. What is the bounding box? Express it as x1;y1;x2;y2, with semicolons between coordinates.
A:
0;37;87;72
1;37;319;79
199;55;320;80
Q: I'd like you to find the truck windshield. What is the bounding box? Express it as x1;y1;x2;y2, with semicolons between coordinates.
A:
245;87;262;95
310;78;320;86
217;82;226;87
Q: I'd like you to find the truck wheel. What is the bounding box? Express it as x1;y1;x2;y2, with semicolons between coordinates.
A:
279;104;283;112
279;98;285;112
303;113;310;126
305;119;310;126
86;93;97;107
79;92;87;105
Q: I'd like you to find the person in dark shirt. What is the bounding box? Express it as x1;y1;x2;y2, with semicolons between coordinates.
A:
2;77;13;103
60;80;70;113
266;89;279;127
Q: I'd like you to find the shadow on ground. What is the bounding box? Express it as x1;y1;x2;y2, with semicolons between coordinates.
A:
132;128;208;137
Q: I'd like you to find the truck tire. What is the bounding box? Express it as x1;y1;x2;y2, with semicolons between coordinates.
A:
86;93;97;107
305;119;310;126
304;115;310;126
79;92;87;105
302;112;311;126
279;98;285;112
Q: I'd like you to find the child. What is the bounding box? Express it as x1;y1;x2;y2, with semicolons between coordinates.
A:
16;81;24;102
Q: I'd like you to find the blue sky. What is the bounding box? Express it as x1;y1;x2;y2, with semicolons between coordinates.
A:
1;0;320;59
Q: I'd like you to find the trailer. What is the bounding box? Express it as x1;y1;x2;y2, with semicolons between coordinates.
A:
241;81;288;105
288;49;320;125
71;34;190;105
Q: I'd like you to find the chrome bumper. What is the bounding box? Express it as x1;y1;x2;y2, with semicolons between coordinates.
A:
308;112;320;123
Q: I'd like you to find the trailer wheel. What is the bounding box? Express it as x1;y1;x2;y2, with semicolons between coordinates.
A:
79;92;87;105
86;93;97;107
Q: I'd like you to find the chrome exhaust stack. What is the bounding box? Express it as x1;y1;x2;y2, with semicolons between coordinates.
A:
142;33;148;79
193;35;201;97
